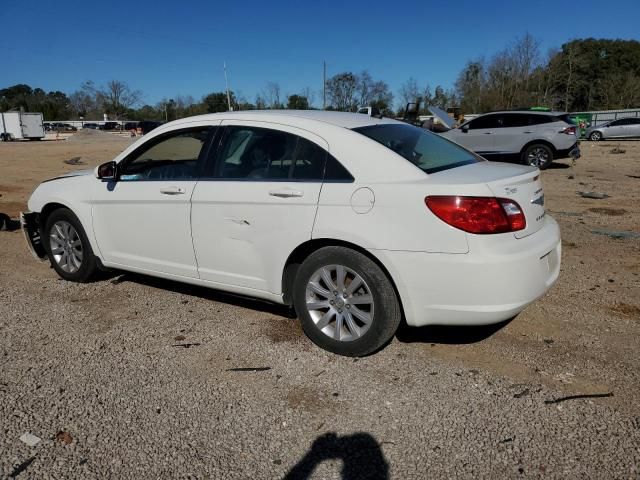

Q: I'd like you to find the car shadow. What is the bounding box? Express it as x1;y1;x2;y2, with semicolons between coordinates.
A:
395;317;513;345
105;271;297;318
546;162;572;169
284;432;389;480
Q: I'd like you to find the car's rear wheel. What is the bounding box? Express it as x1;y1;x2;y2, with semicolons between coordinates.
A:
589;131;602;141
522;144;553;169
44;208;97;282
293;246;401;356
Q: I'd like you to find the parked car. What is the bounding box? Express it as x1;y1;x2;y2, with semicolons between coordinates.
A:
138;120;163;134
585;117;640;141
100;122;120;131
48;123;77;132
436;109;580;169
83;123;99;129
21;111;561;356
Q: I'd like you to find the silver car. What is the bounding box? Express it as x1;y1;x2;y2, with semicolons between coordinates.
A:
586;117;640;141
437;110;580;170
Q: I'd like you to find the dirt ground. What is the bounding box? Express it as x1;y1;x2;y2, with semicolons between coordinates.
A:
1;132;639;478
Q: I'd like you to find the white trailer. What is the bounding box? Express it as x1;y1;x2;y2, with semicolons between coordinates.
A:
0;112;45;141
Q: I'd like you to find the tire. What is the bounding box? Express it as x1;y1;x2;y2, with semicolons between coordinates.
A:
522;143;553;170
293;246;401;356
44;208;98;282
589;131;602;141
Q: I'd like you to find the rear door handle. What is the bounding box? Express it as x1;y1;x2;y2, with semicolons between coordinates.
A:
269;188;303;198
160;186;186;195
483;131;493;134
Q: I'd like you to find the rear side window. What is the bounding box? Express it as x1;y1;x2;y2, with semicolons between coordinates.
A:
213;126;353;181
354;123;481;174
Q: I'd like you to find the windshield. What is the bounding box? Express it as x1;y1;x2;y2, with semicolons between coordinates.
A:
353;123;482;174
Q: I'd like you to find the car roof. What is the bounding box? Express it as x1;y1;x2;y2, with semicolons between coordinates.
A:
165;110;400;130
479;110;567;116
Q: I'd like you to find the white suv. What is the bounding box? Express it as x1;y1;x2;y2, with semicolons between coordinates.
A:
441;111;580;169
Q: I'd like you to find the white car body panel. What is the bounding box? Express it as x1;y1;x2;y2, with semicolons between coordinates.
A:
25;111;561;328
191;119;326;293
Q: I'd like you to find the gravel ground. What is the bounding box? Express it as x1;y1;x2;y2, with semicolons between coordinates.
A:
1;138;639;478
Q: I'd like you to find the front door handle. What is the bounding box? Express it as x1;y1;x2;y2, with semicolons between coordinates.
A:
269;189;303;198
160;186;186;195
483;131;493;135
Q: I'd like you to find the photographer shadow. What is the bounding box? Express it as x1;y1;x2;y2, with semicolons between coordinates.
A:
284;432;389;480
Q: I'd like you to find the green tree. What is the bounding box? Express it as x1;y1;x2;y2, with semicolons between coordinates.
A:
287;94;309;109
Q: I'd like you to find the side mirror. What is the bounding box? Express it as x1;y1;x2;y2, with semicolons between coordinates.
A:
461;125;469;133
96;161;117;180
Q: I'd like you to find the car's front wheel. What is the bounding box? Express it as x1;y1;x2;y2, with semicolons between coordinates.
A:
293;246;402;356
522;144;553;169
44;208;98;282
589;131;602;141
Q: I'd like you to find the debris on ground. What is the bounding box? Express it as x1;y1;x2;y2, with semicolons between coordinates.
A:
544;392;613;404
577;191;610;199
63;156;85;165
591;229;640;240
609;146;626;154
513;388;530;399
9;456;36;477
226;367;272;372
588;207;627;216
55;431;73;445
19;433;42;447
171;343;201;348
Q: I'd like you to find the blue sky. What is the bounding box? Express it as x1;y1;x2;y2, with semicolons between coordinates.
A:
3;0;639;107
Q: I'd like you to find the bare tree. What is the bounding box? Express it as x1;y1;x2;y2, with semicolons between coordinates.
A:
398;78;420;108
300;87;316;108
325;72;358;111
264;82;282;109
100;80;142;119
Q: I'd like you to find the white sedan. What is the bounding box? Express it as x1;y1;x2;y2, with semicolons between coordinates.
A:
22;111;561;356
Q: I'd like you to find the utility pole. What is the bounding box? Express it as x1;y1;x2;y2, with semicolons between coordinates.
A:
323;61;326;110
224;62;233;111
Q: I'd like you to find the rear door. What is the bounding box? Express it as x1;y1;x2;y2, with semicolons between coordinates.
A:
190;121;327;294
20;113;44;138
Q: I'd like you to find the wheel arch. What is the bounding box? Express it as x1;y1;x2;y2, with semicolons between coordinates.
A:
281;238;405;318
520;139;556;156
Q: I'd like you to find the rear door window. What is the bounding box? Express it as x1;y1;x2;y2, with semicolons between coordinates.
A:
354;123;481;174
212;126;352;181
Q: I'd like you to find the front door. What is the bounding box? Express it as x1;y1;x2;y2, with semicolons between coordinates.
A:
452;114;501;156
191;122;327;294
91;125;216;278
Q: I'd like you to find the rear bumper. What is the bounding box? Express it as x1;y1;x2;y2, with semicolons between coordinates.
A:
372;215;561;327
556;142;580;160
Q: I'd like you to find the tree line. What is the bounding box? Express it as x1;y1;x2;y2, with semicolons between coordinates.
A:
1;36;638;121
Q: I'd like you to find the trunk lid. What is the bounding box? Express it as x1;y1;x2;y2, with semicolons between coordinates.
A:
484;167;545;239
427;161;545;239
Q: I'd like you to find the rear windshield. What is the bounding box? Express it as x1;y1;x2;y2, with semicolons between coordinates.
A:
353;123;481;174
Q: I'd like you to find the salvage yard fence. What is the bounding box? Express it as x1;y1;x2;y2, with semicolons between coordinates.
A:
571;108;640;127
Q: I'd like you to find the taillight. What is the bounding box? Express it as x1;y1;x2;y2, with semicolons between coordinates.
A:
561;126;576;135
425;196;526;234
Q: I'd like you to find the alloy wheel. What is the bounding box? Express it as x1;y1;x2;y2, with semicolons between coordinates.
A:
49;220;83;273
527;147;550;167
305;265;374;341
